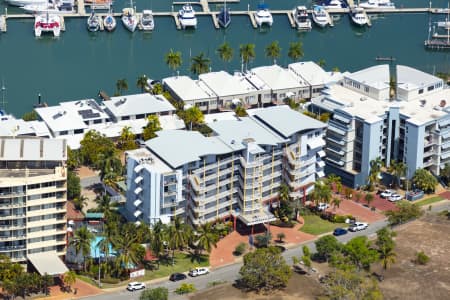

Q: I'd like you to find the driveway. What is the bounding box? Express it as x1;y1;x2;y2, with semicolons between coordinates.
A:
329;199;385;223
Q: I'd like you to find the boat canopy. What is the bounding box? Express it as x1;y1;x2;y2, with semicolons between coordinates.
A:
257;3;269;10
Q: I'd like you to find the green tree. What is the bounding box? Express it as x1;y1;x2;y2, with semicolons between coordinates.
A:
166;217;188;265
287;41;304;62
80;130;116;166
265;40;281;64
136;75;149;92
239;246;292;292
67;170;81;200
331;197;342;211
22;110;38;121
239;43;256;71
255;231;272;248
365;192;374;208
375;227;397;270
234;105;248;117
95;194;117;217
317;59;326;68
95;150;122;184
367;157;383;191
72;195;88;211
216;42;234;67
312;180;332;205
412;168;438;193
67;148;81;171
343;236;379;271
388;160;407;188
149;220;167;268
190;52;211;75
140;287;169;300
181;106;204;130
302;245;311;257
116;78;128;96
70;227;95;272
118;126;137;150
385;201;423;226
142;115;162;140
151;83;164;95
195;222;219;255
113;223;145;273
165;49;183;73
63;271;77;292
416;251;430;265
315;235;342;261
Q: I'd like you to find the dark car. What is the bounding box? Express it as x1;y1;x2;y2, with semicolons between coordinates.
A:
333;228;348;236
169;273;187;282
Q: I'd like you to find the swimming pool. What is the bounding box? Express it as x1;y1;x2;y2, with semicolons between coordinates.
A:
90;236;115;258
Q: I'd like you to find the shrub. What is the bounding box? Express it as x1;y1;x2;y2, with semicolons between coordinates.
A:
277;232;286;242
385;201;423;226
302;245;311;257
416;251;430;265
234;242;247;256
100;277;120;284
255;232;272;248
175;283;196;295
270;220;296;228
140;287;168;300
331;214;347;223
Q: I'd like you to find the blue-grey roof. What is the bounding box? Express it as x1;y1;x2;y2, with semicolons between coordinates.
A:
145;130;233;168
250;106;326;138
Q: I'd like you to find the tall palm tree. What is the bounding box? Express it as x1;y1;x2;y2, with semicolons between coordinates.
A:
72;195;88;211
239;43;256;72
190;52;211;75
288;41;304;62
136;75;148;92
216;42;233;68
115;79;128;96
166;217;188;265
265;41;281;64
113;223;141;273
368;157;383;191
331;197;342;211
149;221;166;267
63;271;77;292
70;226;95;272
195;222;219;255
365;192;374;207
379;246;396;270
165;49;182;74
97;237;110;275
312;181;332;205
95;194;117;217
95;150;121;182
388;160;407;188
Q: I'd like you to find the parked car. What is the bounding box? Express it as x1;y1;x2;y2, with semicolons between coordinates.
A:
317;203;329;211
127;282;145;291
380;189;395;199
348;222;368;232
188;267;209;277
333;227;348;236
388;193;403;202
169;273;187;282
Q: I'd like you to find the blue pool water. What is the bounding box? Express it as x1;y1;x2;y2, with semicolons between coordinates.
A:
91;236;114;258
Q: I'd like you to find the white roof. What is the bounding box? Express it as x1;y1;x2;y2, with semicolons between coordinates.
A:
28;252;69;276
397;65;443;92
103;93;175;117
345;64;390;90
250;64;306;90
240;71;271;91
0;117;39;136
60;99;109;121
127;148;173;173
163;76;216;101
199;71;257;97
0;137;67;161
289;61;334;86
35;105;88;132
204;111;239;124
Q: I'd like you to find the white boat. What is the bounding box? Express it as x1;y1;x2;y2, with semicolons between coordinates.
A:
140;9;155;31
122;8;138;32
438;20;450;29
312;5;332;28
87;11;100;32
34;13;61;37
350;7;368;26
323;0;346;9
359;0;395;9
178;3;197;29
6;0;47;7
292;6;311;30
21;2;75;15
254;3;273;27
103;11;116;32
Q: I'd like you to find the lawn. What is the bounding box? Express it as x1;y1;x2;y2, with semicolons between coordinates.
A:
299;215;347;235
416;196;445;206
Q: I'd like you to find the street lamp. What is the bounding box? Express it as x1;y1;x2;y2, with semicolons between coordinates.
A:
97;247;102;287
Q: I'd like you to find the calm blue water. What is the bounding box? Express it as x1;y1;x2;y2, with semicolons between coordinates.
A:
0;0;449;116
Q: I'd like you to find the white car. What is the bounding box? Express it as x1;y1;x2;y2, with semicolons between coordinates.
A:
317;203;329;211
389;194;403;202
380;189;395;199
348;222;368;232
188;267;209;277
127;282;145;291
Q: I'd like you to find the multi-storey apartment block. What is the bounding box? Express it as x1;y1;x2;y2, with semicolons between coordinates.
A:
0;137;67;264
310;64;448;187
125;106;326;226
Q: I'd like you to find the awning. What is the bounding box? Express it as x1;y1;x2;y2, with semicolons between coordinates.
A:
316;161;326;168
307;139;325;150
134;210;142;217
134;165;144;173
317;150;326;157
238;211;276;226
134;187;143;195
316;171;325;178
134;176;143;184
28;252;68;276
134;199;142;207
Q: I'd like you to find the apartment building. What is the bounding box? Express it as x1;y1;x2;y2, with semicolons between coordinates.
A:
310;64;448;187
0;137;67;264
125;106;326;226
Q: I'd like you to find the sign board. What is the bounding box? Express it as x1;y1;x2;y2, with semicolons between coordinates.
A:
129;269;145;279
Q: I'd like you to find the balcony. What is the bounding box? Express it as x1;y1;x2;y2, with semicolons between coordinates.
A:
0;214;26;220
326;157;345;167
0;245;26;252
326;135;346;146
0;235;26;242
423;159;437;167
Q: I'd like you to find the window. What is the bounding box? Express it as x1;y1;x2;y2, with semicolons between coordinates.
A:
74;129;84;134
418;89;424;94
315;131;321;137
122;116;130;121
364;86;369;93
59;131;68;136
427;85;434;92
93;119;102;124
136;114;145;119
307;133;313;139
28;184;40;190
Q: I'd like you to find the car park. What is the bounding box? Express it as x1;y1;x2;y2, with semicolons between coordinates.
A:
127;282;145;291
188;267;209;277
348;222;368;232
169;273;187;282
389;193;403;202
333;227;348;236
380;189;395;198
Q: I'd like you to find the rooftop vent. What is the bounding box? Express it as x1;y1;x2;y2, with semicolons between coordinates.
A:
420;100;426;107
440;99;447;108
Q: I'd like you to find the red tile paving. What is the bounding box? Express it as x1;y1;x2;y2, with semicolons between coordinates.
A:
327;199;386;223
67;201;84;221
439;191;450;199
36;278;103;300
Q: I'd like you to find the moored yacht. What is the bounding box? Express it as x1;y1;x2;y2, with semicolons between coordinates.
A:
254;3;273;27
312;5;332;27
218;0;231;28
350;7;369;26
103;11;116;32
122;7;138;32
6;0;47;7
87;11;100;32
34;13;61;37
140;10;155;31
322;0;346;9
292;6;311;30
21;1;75;15
178;3;197;29
359;0;395;9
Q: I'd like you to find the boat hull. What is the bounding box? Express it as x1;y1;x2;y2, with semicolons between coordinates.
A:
218;9;231;28
103;15;116;32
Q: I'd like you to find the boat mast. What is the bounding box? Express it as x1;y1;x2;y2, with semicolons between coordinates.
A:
1;79;6;112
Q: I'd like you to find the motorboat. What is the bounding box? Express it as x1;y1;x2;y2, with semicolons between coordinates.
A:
218;0;231;28
312;5;332;27
6;0;47;7
359;0;395;9
34;13;61;37
140;10;155;31
21;2;75;15
87;11;100;32
254;3;273;27
292;6;311;30
122;7;138;32
103;11;116;32
322;0;346;9
350;7;369;26
178;3;197;29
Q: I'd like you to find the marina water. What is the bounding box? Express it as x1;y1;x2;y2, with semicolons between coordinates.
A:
0;0;449;116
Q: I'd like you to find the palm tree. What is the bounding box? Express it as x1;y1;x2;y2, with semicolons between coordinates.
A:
136;75;148;92
115;79;128;96
365;192;374;208
288;41;304;62
379;246;396;270
95;150;122;182
317;59;326;68
70;226;95;272
95;194;117;218
265;41;281;64
312;181;332;205
149;221;166;268
190;52;211;75
326;174;342;193
113;224;142;274
368;157;383;191
239;43;256;72
279;183;290;202
165;49;182;74
388;160;407;188
216;42;233;68
72;195;88;211
166;217;188;265
63;271;77;292
118;126;136;150
195;222;219;255
331;197;342;211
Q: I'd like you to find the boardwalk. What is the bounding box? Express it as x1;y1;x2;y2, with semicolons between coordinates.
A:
0;15;6;32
